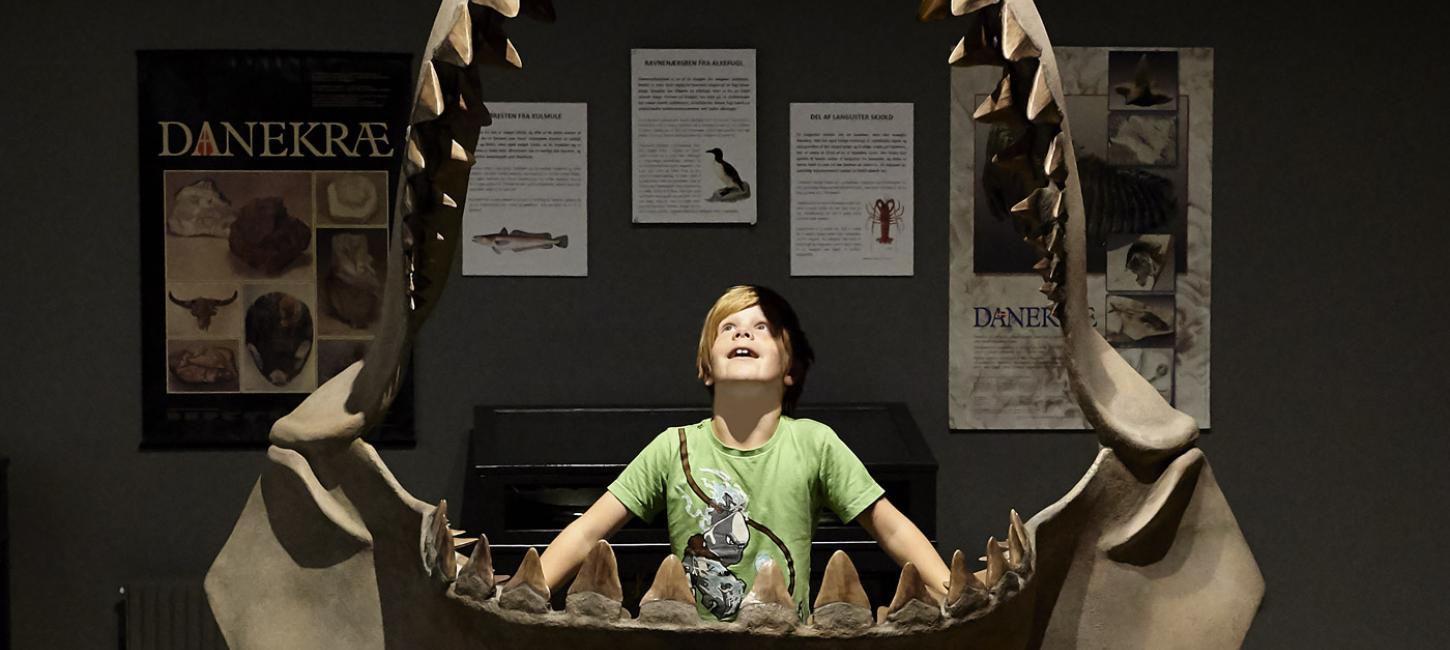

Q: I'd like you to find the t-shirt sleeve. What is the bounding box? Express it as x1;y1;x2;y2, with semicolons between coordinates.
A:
819;427;885;524
607;430;674;523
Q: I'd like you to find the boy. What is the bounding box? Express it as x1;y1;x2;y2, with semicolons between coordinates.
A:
539;285;949;621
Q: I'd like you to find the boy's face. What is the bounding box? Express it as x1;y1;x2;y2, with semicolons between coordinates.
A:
705;305;793;389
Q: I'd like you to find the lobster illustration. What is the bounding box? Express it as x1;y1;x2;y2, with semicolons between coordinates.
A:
866;197;906;244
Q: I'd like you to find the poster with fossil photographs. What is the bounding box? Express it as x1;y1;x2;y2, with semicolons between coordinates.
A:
138;51;415;447
948;48;1212;430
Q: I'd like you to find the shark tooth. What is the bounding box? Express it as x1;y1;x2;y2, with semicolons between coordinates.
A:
449;139;473;164
1011;509;1032;556
441;192;458;209
815;550;870;610
568;540;623;602
1045;132;1067;183
917;0;951;22
1011;185;1059;234
1039;281;1061;300
1027;65;1062;124
456;533;496;600
1032;257;1052;279
641;555;695;606
405;133;426;176
1000;4;1041;61
945;548;991;615
1008;523;1026;569
638;555;698;625
984;537;1006;587
436;3;474;67
454;536;478;549
400;183;418;217
738;560;798;632
885;562;942;628
471;0;521;17
953;0;1000;15
972;74;1019;125
502;39;522;68
425;500;457;581
746;559;794;608
499;547;550;613
566;540;625;619
948;20;1002;67
412;61;444;124
1046;223;1065;255
811;551;873;631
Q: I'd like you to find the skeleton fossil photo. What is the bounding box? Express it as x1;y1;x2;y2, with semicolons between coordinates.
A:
951;46;1211;430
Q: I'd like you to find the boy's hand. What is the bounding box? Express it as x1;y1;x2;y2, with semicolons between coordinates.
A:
856;497;952;603
538;492;634;593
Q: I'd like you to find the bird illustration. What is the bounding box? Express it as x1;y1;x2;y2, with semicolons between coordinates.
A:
705;147;750;201
1114;54;1173;107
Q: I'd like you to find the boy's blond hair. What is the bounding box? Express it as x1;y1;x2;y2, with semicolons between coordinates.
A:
696;285;814;410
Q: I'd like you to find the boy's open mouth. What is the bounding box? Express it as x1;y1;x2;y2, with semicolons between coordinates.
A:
729;347;758;359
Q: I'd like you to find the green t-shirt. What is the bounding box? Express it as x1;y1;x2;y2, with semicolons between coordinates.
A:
607;416;884;622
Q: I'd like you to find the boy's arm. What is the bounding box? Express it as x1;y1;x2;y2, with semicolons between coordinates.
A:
539;491;634;594
855;497;951;603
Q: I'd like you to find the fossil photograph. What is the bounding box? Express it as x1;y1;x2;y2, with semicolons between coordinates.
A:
1105;294;1176;345
1108;113;1179;166
165;339;241;393
164;171;315;283
164;282;242;337
317;228;386;335
317;171;388;226
1108;50;1179;111
1107;234;1175;292
239;285;317;393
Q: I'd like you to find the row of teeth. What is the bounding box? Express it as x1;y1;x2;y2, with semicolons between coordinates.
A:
396;0;549;317
922;0;1069;319
425;499;1033;634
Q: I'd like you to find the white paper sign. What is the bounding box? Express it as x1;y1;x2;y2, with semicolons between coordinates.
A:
631;49;757;224
462;103;587;277
790;103;914;276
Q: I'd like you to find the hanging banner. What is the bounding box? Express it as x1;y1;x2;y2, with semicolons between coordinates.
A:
949;48;1213;430
137;50;415;447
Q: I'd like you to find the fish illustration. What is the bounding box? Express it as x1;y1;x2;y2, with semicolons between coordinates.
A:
471;227;569;254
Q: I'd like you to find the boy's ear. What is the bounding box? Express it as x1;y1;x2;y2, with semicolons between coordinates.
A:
783;374;795;387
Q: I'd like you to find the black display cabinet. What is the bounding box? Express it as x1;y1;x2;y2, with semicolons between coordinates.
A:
463;404;936;612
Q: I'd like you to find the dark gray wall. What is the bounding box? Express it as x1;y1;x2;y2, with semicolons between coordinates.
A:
2;1;1445;647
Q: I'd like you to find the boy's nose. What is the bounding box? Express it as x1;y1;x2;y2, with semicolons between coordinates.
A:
733;330;752;340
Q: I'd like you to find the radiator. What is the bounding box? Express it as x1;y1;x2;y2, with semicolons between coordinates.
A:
120;580;226;650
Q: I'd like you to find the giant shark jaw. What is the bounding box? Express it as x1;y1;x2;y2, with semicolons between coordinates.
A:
206;0;1263;647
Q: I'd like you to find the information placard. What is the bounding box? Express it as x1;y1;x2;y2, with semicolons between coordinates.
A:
631;49;757;224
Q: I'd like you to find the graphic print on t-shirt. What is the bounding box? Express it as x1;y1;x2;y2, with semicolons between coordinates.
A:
675;470;750;618
674;427;800;621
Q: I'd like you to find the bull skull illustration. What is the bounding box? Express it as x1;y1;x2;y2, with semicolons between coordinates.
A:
167;290;238;330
